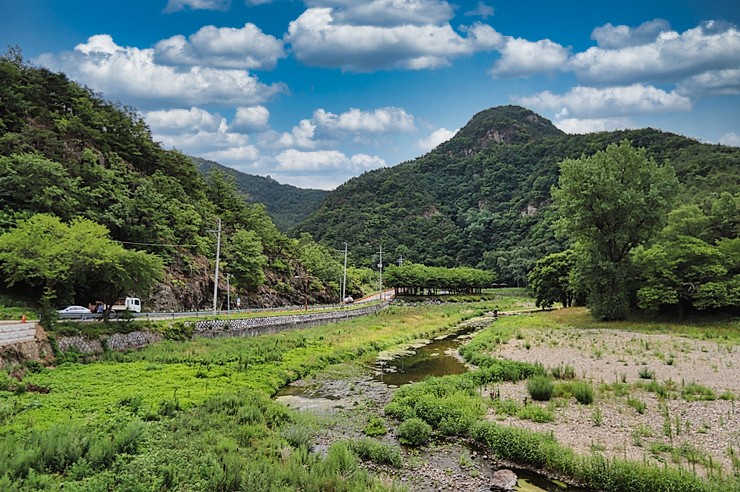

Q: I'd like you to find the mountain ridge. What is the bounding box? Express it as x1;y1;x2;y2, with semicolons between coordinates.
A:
296;105;740;284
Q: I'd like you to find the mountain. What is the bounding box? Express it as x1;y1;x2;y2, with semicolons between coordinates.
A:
0;52;327;309
296;106;740;284
191;157;328;231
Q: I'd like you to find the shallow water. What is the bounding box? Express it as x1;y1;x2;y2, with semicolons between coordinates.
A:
373;332;470;386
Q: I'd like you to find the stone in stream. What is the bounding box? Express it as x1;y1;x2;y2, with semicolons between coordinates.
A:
488;469;518;491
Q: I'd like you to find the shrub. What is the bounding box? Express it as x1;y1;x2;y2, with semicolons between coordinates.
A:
571;381;594;405
551;363;576;380
516;405;555;423
638;367;654;379
527;375;554;401
348;438;402;468
363;416;388;437
626;397;647;414
397;418;432;447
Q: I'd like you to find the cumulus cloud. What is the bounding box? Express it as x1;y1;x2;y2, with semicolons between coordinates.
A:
718;132;740;147
145;107;224;134
570;21;740;84
415;128;458;152
465;2;494;19
490;37;569;77
555;117;633;134
317;0;454;27
275;149;385;172
232;106;270;132
590;19;671;49
287;7;500;71
201;145;260;162
516;84;691;118
154;23;286;70
677;69;740;96
163;0;230;13
35;35;286;109
313;107;415;133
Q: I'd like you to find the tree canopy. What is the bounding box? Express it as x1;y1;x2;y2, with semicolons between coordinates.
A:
552;141;678;320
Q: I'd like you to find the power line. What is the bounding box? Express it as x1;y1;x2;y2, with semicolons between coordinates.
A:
118;240;200;248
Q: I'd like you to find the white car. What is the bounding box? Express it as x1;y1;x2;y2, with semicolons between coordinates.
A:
58;305;92;317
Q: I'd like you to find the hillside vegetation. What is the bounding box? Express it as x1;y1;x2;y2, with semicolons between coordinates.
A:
297;106;740;285
0;51;342;310
192;157;328;231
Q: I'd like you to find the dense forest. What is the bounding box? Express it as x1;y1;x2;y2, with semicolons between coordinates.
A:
297;106;740;287
192;157;328;231
0;50;346;311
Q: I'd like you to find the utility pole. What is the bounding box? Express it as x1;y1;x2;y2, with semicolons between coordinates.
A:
211;218;222;316
342;242;348;303
397;254;404;266
226;273;231;315
378;245;383;300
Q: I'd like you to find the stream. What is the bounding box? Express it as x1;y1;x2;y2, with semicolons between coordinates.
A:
276;323;586;492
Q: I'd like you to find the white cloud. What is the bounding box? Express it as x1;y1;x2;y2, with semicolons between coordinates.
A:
274;119;318;149
145;107;223;134
516;84;691;118
287;7;500;71
571;22;740;84
718;132;740;147
306;0;454;27
154;23;286;70
275;149;385;172
201;145;260;162
590;19;671;49
465;2;494;19
232;106;270;132
415;128;458;152
555;117;633;134
313;107;415;133
163;0;230;13
490;37;570;78
677;69;740;96
35;35;286;109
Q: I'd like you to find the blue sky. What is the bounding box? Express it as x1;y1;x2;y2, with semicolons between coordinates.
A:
2;0;739;189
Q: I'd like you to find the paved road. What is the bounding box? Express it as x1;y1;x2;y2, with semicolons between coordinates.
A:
0;321;36;346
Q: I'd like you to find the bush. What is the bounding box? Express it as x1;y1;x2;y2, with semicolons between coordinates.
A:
348;438;402;468
551;363;576;380
363;416;388;437
397;418;432;447
516;405;555;423
527;375;554;401
571;381;594;405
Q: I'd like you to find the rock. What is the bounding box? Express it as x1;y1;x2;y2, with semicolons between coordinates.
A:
489;469;517;491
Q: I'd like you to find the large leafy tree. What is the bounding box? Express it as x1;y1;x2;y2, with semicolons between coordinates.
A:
552;141;677;320
0;214;163;310
225;229;267;295
528;250;578;309
633;201;740;316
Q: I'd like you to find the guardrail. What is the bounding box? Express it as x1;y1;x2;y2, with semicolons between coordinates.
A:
57;301;381;322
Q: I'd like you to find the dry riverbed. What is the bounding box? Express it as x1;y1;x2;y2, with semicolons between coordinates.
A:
275;317;739;490
487;327;740;477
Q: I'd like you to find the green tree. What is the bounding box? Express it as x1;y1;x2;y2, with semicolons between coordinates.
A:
528;250;577;308
0;214;163;309
552;141;677;320
633;202;740;315
226;229;267;294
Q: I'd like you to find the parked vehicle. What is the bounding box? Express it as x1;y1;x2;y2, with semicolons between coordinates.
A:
58;305;92;318
111;297;142;313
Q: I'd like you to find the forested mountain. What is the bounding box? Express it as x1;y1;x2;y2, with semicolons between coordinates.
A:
0;51;341;310
297;106;740;285
192;157;328;231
